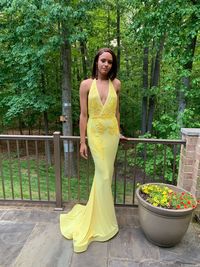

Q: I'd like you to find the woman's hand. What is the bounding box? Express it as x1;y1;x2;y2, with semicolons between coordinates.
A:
120;133;128;141
80;143;88;159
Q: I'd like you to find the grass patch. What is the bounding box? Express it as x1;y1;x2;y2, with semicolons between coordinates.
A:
0;157;134;204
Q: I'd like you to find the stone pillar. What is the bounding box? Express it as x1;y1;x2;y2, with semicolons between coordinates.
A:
177;128;200;203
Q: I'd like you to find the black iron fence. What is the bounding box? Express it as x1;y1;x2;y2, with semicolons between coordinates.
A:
0;132;186;208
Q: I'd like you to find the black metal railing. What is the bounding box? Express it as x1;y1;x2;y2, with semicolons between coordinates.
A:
113;138;185;206
0;133;186;208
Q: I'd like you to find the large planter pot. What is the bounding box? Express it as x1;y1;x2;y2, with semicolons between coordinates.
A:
136;183;197;247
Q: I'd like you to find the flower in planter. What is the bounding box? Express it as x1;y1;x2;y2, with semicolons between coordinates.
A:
139;184;197;209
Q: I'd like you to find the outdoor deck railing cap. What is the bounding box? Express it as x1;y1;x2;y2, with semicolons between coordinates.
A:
181;128;200;136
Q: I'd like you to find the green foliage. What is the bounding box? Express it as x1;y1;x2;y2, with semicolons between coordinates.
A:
116;135;180;185
120;139;180;184
0;0;200;137
0;0;62;129
153;115;180;139
128;0;200;136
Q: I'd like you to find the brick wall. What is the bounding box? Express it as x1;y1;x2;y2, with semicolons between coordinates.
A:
177;128;200;208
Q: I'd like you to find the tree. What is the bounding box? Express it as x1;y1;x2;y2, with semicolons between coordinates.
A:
129;0;200;136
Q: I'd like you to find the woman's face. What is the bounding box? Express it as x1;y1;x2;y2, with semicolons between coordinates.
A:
97;52;113;77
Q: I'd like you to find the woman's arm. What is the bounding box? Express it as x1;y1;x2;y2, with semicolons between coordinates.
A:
79;79;91;159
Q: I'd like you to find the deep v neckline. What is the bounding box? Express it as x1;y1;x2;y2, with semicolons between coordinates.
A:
95;79;110;107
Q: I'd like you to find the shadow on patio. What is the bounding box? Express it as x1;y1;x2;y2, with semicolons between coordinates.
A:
0;205;200;267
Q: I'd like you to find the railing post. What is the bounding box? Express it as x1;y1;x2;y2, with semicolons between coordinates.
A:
53;131;63;210
177;128;200;214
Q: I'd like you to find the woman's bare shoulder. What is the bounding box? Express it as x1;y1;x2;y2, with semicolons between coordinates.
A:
80;78;93;92
112;78;121;92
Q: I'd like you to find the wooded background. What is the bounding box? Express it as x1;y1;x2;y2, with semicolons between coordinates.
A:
1;0;200;139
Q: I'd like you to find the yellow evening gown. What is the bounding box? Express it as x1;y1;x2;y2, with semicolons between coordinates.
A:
60;79;120;253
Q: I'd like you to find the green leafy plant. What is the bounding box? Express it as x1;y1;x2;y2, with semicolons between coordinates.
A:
124;140;179;183
139;184;197;210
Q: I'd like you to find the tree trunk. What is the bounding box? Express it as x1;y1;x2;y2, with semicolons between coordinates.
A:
141;46;149;135
80;39;87;79
177;80;186;128
61;21;75;176
107;6;111;47
147;39;164;133
18;116;23;135
124;48;130;77
41;68;52;165
177;35;197;128
43;111;51;165
177;0;197;127
116;1;120;72
38;116;41;134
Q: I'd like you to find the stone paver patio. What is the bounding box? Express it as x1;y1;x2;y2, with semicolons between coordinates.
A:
0;205;200;267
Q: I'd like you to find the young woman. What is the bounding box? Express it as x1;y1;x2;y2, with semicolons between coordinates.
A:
60;48;121;253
